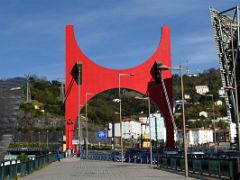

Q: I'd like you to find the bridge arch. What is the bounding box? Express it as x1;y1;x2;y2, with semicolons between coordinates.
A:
65;25;174;150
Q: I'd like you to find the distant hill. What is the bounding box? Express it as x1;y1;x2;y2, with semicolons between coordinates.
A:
172;68;227;129
172;68;222;102
0;77;26;92
14;68;226;129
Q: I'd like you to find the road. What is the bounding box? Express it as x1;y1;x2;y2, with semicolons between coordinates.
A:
22;158;196;180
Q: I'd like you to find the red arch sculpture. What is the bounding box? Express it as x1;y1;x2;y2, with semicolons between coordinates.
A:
65;25;174;150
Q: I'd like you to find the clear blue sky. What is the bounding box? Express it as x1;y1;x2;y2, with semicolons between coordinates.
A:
0;0;239;80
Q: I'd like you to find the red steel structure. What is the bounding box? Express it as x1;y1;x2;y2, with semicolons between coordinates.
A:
65;25;174;151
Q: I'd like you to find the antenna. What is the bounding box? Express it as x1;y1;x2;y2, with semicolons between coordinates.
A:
186;60;189;76
57;77;65;103
25;73;31;103
60;81;65;103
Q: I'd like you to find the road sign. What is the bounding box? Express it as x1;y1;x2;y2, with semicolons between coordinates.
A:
72;139;79;145
97;131;107;139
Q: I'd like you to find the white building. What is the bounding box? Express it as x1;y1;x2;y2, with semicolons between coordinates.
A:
34;105;40;110
139;114;166;142
139;117;148;135
113;98;120;103
177;128;213;145
188;73;199;77
107;113;166;142
184;94;191;99
199;111;208;118
122;120;141;140
215;100;223;106
107;121;141;140
108;123;121;137
195;85;209;95
149;114;166;142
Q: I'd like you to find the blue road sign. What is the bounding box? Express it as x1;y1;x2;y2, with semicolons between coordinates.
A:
97;131;107;139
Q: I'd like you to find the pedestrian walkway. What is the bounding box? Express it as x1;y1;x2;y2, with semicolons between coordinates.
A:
21;158;196;180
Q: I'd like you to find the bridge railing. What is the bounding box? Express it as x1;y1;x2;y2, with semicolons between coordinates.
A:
158;156;237;179
81;153;113;161
0;153;62;179
81;152;158;164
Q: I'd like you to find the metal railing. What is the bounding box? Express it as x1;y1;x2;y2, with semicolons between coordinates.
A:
158;156;237;179
0;153;61;179
86;154;113;161
81;152;159;164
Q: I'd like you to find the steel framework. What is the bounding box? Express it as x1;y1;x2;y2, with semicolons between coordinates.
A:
210;7;240;146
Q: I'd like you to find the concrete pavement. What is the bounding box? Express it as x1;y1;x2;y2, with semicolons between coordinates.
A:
21;158;197;180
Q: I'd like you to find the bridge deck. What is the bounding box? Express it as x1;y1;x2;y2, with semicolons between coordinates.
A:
21;158;196;180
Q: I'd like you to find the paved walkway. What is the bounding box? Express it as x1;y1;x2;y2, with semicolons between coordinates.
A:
21;158;196;180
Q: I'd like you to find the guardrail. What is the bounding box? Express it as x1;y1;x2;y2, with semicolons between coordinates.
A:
81;153;113;161
82;152;238;179
81;153;159;164
0;153;61;179
158;156;237;179
125;154;158;164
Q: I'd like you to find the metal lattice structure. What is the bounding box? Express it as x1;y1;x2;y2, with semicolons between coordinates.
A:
210;7;240;145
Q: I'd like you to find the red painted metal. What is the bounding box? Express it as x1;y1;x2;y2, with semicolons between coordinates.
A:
65;25;174;151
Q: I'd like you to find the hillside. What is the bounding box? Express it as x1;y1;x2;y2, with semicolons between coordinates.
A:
18;68;227;132
173;68;227;129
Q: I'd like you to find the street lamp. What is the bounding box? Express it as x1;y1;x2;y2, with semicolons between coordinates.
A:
135;96;153;168
38;131;41;145
118;73;135;163
156;61;188;178
85;92;94;158
46;129;49;149
76;62;82;158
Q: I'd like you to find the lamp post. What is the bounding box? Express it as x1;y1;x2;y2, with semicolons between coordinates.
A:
76;62;82;158
38;131;41;145
46;129;49;149
157;62;188;178
118;73;134;163
85;92;94;158
135;96;153;167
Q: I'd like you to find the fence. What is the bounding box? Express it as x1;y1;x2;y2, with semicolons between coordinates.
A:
85;154;112;161
77;151;239;179
81;152;159;164
158;156;237;179
0;153;61;179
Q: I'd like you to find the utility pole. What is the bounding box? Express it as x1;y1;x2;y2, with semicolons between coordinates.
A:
76;62;82;158
85;92;94;158
135;96;152;167
46;129;49;149
157;61;188;177
118;73;135;163
60;81;65;103
25;73;31;103
112;122;115;161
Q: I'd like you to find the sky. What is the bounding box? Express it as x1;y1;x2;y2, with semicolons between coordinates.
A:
0;0;239;80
